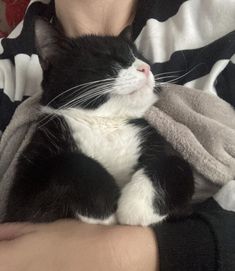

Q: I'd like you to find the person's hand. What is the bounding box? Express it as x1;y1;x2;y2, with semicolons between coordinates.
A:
0;219;158;271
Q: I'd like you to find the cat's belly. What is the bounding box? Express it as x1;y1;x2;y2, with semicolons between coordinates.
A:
63;112;141;187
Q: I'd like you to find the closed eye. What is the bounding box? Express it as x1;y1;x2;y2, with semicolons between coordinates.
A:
92;50;112;58
115;56;134;67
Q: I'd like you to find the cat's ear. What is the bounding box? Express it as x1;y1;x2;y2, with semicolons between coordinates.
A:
119;25;133;42
34;18;71;70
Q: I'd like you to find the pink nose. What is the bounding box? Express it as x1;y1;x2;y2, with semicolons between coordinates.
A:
137;64;150;77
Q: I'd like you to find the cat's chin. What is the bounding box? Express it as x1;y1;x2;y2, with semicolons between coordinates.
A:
116;93;158;118
127;84;155;97
99;84;157;118
128;85;158;105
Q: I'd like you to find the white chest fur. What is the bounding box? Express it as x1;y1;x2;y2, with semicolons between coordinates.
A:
59;109;141;187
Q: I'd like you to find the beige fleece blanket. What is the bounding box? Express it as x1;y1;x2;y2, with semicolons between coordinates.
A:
0;84;235;217
146;84;235;185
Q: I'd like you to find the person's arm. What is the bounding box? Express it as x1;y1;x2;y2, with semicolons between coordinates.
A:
153;180;235;271
0;220;158;271
153;211;217;271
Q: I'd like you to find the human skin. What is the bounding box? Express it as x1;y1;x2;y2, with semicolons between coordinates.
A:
0;220;159;271
0;1;159;270
55;0;138;36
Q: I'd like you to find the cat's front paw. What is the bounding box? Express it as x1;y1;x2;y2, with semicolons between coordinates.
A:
116;170;167;226
76;213;117;225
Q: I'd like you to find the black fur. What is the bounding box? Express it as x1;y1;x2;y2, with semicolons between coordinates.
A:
129;119;194;217
35;19;136;109
4;115;119;222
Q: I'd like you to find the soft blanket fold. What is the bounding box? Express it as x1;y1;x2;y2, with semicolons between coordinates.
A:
0;93;40;218
145;84;235;185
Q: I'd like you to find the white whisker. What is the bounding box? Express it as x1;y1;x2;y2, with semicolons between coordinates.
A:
157;64;206;84
46;78;116;106
154;70;185;77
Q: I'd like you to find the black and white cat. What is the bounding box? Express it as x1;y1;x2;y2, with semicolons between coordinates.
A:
4;19;194;226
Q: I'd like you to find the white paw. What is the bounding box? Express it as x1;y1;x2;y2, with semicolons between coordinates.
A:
116;169;167;226
76;213;117;225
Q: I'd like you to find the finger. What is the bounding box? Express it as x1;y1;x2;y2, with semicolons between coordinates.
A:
0;223;37;241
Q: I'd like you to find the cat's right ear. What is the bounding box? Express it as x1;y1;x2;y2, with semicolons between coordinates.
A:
34;18;71;70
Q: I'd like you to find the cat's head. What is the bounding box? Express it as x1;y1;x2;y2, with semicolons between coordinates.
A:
35;18;158;118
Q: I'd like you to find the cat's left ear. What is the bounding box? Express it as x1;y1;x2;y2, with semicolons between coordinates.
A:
119;25;133;42
34;17;72;70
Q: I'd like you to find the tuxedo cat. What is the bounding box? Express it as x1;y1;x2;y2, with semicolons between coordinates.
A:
4;19;194;225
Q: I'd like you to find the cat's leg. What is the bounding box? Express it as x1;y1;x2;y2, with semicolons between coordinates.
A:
116;156;194;226
5;115;120;224
117;168;166;226
4;152;120;224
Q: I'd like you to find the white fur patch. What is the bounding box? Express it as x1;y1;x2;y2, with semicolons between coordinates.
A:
58;109;142;187
76;213;117;225
117;169;167;226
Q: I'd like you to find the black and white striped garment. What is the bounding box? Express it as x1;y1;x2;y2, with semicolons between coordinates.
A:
0;1;234;270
